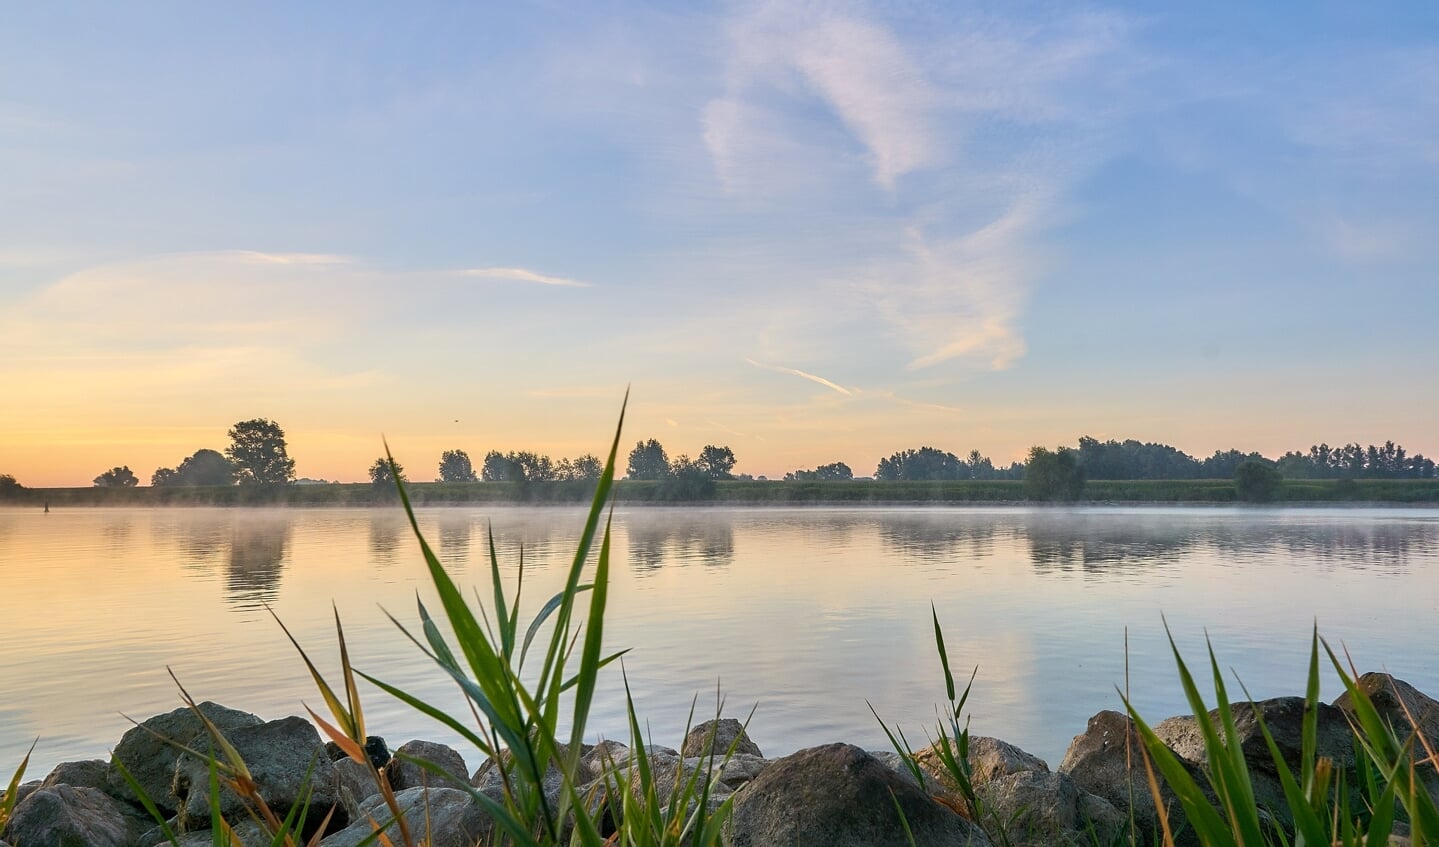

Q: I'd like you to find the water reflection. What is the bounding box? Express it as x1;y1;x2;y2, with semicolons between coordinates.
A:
624;515;735;572
226;515;292;609
872;514;1004;564
368;514;405;563
437;513;474;566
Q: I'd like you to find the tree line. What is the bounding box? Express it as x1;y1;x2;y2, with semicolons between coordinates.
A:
1;424;1432;494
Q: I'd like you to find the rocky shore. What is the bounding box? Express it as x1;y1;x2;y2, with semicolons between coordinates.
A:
3;672;1435;847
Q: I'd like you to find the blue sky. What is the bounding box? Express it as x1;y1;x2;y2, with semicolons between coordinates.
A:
2;1;1436;485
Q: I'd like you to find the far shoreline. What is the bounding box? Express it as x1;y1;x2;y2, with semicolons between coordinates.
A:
3;477;1437;508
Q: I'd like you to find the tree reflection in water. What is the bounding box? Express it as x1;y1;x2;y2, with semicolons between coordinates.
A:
226;514;293;609
624;514;735;573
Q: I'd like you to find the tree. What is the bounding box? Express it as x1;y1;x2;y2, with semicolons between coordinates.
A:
656;454;715;500
787;461;854;481
226;419;296;485
1235;460;1282;503
1024;447;1085;502
696;445;737;480
482;450;523;482
556;454;603;482
153;449;236;487
875;447;966;481
0;473;22;498
437;449;477;483
626;439;671;480
369;457;407;487
94;466;139;488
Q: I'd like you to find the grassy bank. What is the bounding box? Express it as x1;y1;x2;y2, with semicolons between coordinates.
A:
6;477;1438;507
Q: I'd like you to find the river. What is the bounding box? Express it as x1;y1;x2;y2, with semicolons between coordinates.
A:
2;505;1436;778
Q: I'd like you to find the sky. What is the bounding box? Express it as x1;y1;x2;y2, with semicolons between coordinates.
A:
2;1;1436;487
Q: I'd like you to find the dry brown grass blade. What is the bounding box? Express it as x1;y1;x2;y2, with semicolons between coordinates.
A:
1138;737;1178;847
306;706;366;765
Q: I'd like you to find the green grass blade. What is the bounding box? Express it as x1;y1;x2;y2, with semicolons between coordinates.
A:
931;603;955;702
487;525;515;663
111;755;180;845
568;512;613;759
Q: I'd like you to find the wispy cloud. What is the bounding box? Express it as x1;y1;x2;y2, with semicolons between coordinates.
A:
459;266;593;287
745;357;854;396
705;2;938;191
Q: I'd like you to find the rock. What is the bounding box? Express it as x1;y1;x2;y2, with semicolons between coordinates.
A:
975;770;1124;847
107;702;264;812
914;736;1049;795
41;759;110;792
682;719;763;758
5;784;141;847
1059;710;1205;847
384;740;468;792
725;743;991;847
2;779;41;811
165;819;272;846
320;786;497;847
325;736;391;771
581;739;630;775
1154;696;1356;829
471;743;596;813
1154;696;1355;775
172;715;342;837
1335;673;1439;802
710;753;769;790
332;757;381;822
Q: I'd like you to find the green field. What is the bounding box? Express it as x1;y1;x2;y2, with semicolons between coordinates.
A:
5;477;1438;507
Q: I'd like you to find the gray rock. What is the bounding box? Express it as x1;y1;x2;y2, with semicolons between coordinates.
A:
1154;696;1355;776
384;740;469;792
1059;709;1204;847
1154;696;1356;830
325;736;390;771
5;784;140;847
914;736;1050;796
332;757;381;823
975;770;1124;847
320;786;497;847
41;759;110;792
107;702;264;812
682;719;763;758
725;743;991;847
1335;673;1439;802
471;743;596;813
1;779;41;812
581;739;630;775
164;819;272;847
709;753;769;790
172;715;341;837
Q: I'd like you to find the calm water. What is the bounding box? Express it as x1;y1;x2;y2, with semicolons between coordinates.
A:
2;505;1437;777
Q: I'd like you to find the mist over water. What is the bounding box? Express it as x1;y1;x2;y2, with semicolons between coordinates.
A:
1;505;1436;777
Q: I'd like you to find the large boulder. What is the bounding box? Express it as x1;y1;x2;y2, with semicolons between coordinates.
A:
41;759;110;792
172;715;342;837
1059;710;1206;847
975;770;1124;847
384;740;469;792
725;743;991;847
682;719;763;758
1335;673;1439;804
320;786;498;847
1154;696;1356;830
107;702;264;812
914;735;1050;795
471;743;597;814
4;784;144;847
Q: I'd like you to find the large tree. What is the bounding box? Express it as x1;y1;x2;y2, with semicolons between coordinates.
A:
1024;447;1085;502
369;457;407;487
153;448;235;487
0;473;23;497
626;439;671;480
94;466;139;488
1235;460;1282;502
482;450;523;482
875;447;966;481
437;449;477;482
556;454;604;482
696;445;737;480
226;419;296;485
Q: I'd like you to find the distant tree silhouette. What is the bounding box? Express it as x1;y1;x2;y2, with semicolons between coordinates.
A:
1235;460;1282;502
696;445;737;480
226;419;296;485
1024;447;1085;502
437;449;477;482
94;466;139;488
369;457;407;487
153;449;235;487
626;439;671;480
